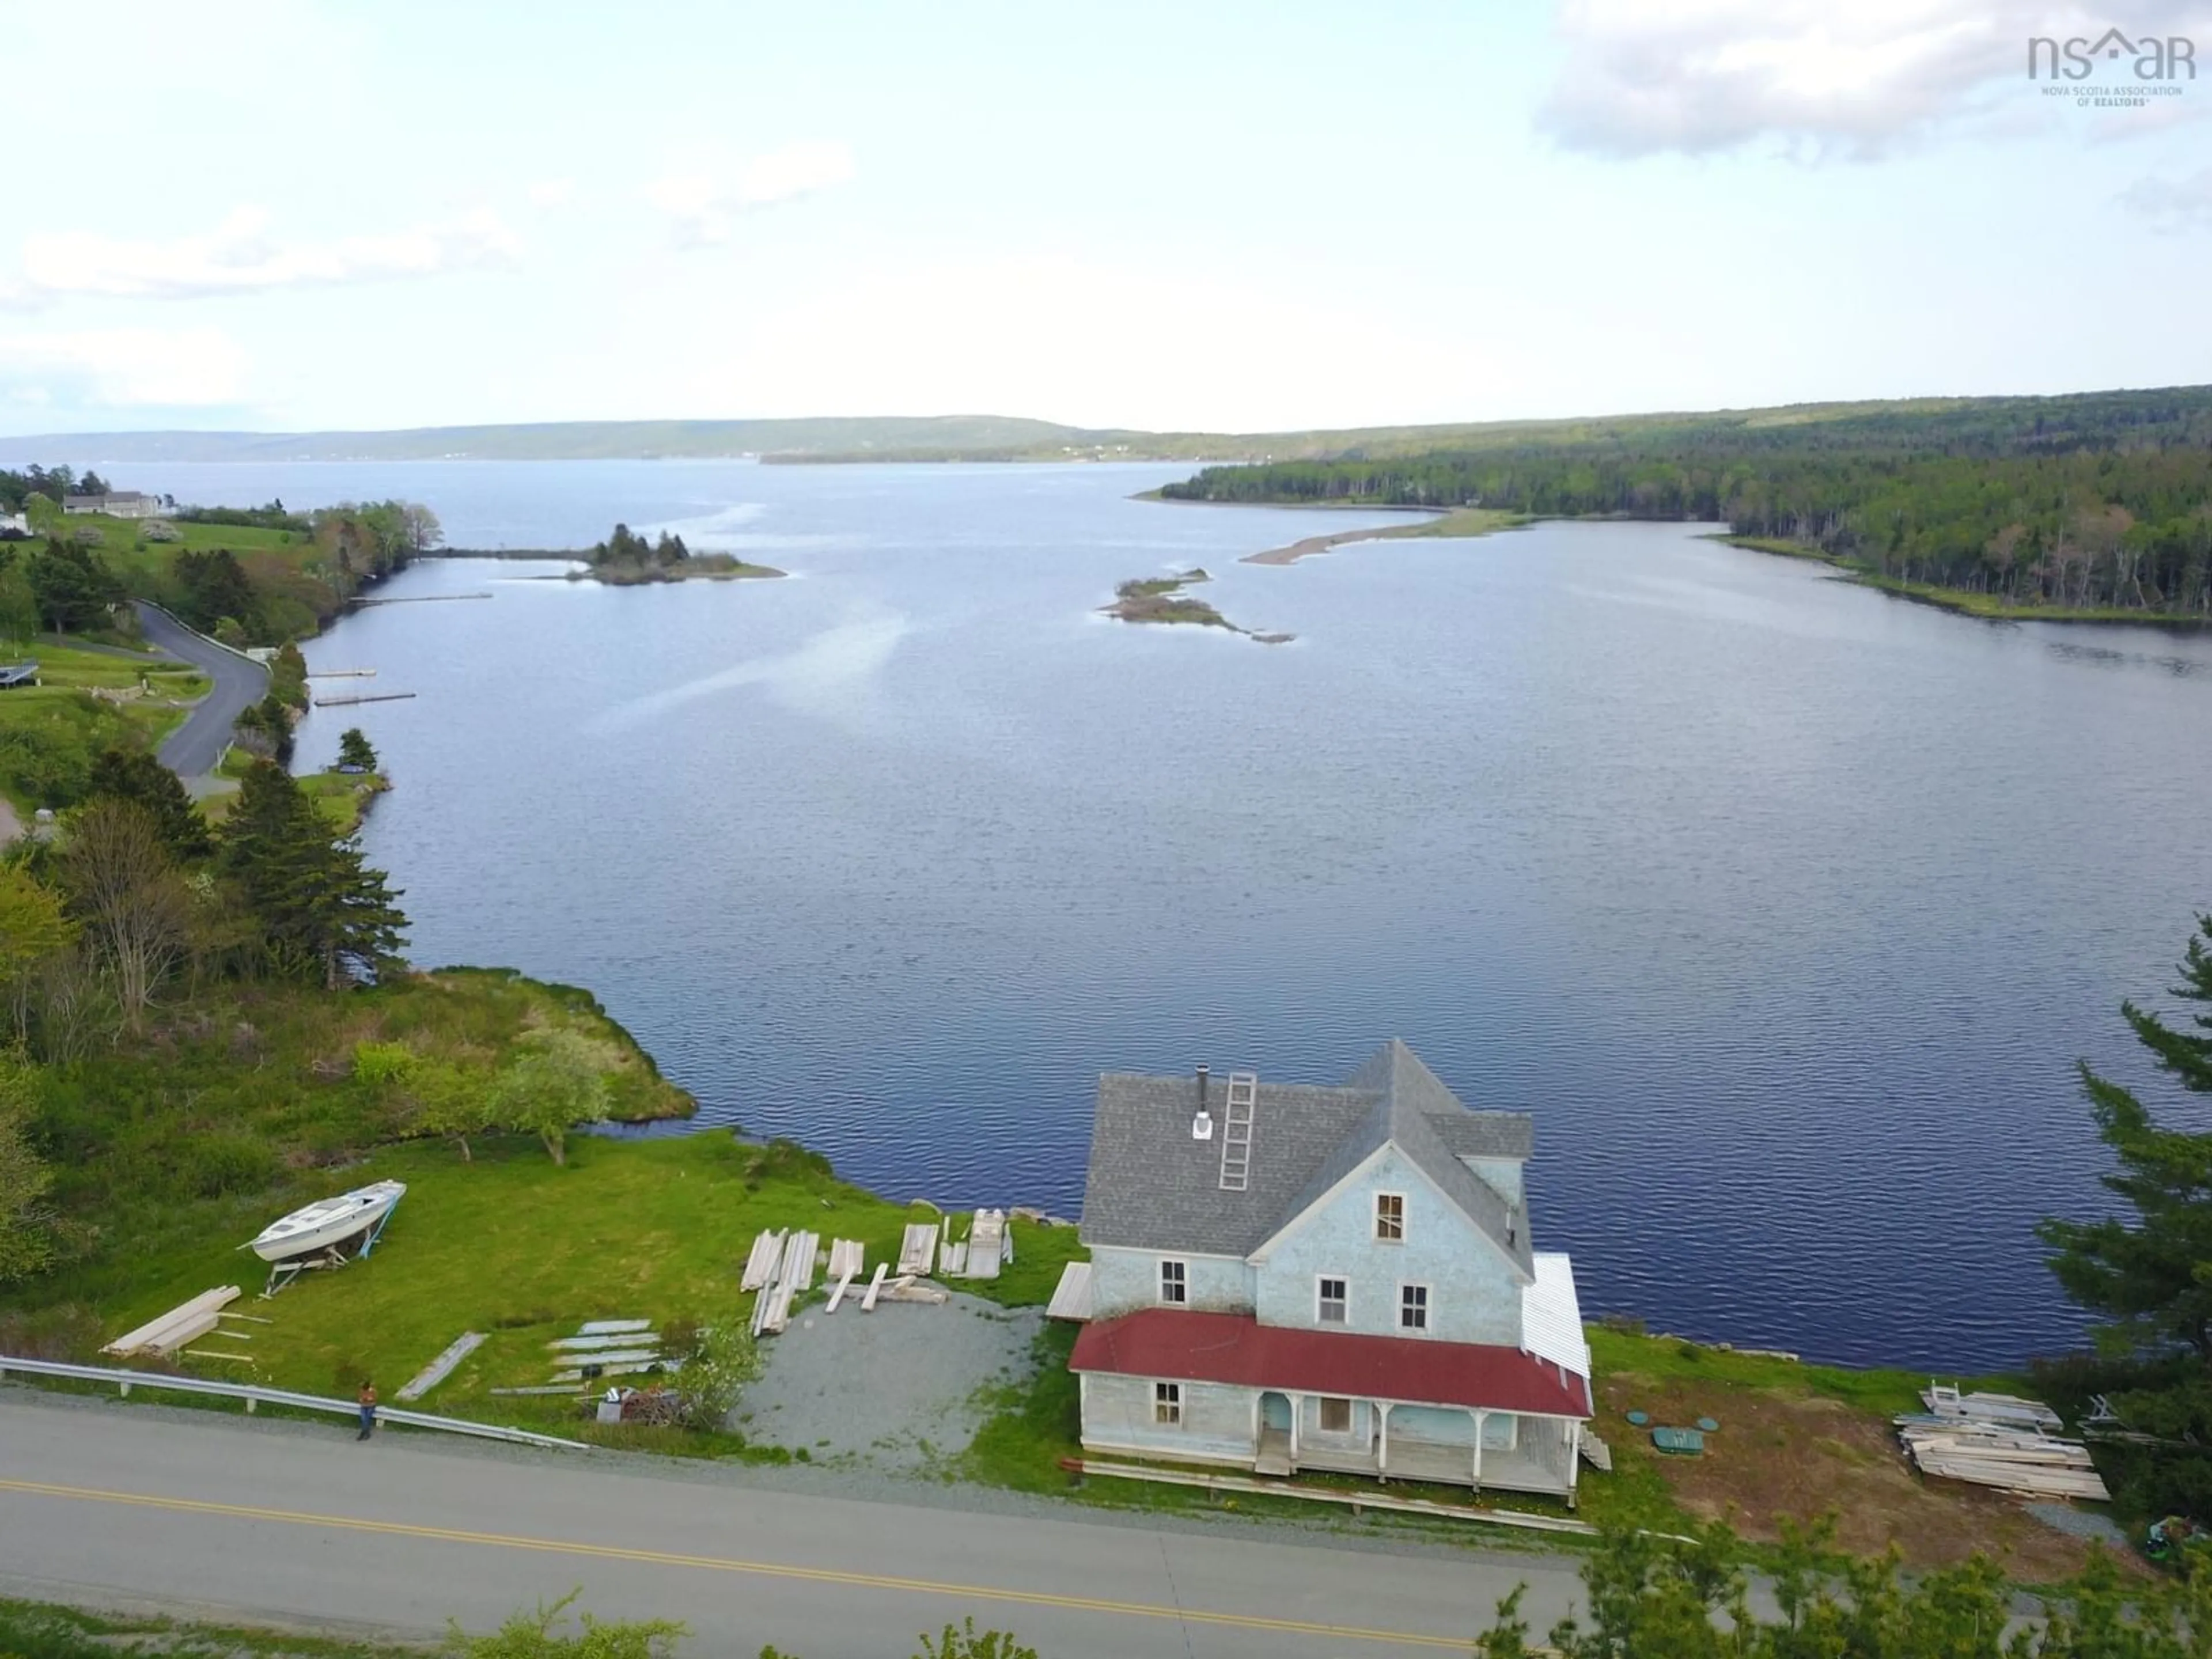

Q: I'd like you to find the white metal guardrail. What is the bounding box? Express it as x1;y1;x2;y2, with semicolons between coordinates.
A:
0;1354;583;1450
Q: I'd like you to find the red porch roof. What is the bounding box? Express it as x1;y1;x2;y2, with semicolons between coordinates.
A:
1070;1309;1592;1418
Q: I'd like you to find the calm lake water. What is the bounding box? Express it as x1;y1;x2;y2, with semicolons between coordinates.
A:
69;458;2212;1368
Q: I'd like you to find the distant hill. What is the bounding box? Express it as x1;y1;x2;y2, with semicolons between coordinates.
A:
7;386;2211;465
0;415;1103;464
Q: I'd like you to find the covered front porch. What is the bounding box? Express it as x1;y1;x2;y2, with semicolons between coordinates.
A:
1253;1391;1581;1501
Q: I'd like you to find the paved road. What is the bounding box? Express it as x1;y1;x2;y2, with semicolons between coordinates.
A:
0;1392;1587;1657
132;601;267;779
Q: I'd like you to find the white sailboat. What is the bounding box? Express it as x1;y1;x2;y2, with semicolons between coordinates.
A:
247;1180;406;1263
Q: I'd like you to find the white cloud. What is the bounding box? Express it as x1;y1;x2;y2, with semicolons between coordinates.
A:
0;328;248;406
1538;0;2212;157
647;142;857;247
2120;165;2212;229
2;205;522;307
528;179;575;207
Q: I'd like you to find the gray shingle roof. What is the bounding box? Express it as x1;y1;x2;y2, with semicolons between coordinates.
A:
1080;1040;1536;1279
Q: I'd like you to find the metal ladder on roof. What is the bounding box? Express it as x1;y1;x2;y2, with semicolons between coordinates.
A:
1218;1071;1259;1191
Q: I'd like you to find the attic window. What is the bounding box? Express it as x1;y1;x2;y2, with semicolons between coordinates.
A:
1374;1192;1405;1243
1158;1259;1188;1305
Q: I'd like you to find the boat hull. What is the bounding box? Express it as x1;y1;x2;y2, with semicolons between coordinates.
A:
248;1183;404;1263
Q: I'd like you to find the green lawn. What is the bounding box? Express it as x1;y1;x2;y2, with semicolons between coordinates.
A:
63;513;351;640
74;1125;1086;1445
298;766;390;834
0;641;208;812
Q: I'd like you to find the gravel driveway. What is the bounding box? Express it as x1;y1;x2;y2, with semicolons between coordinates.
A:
732;1291;1044;1474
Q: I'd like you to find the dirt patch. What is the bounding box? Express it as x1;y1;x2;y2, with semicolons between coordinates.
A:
1597;1369;2142;1584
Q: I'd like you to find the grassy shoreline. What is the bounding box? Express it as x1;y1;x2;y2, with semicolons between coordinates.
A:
1716;533;2212;624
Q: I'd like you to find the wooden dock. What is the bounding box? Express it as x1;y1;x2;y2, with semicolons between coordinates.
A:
313;691;416;707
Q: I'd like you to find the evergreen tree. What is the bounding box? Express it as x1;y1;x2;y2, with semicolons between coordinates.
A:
86;745;212;861
336;728;378;772
26;538;123;632
219;760;407;987
2039;914;2212;1369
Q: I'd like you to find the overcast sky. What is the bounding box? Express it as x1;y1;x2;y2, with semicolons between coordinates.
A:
3;0;2209;435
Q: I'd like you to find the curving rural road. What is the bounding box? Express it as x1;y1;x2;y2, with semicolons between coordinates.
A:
132;601;269;780
0;1391;1588;1657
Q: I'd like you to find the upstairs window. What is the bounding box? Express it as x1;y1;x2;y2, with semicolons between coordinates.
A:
1400;1283;1430;1332
1317;1276;1348;1325
1159;1259;1188;1305
1375;1192;1405;1242
1154;1382;1182;1426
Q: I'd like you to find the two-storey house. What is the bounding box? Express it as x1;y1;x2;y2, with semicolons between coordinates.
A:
1067;1040;1592;1499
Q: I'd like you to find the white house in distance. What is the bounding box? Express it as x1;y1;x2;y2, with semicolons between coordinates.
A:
63;490;163;518
1066;1040;1592;1500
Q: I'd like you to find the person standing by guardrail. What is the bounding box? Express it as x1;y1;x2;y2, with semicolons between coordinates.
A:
357;1381;377;1441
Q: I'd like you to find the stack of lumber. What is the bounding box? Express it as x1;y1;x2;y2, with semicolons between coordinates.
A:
1896;1412;2109;1501
741;1229;786;1291
823;1239;866;1312
1922;1385;2063;1432
897;1222;938;1277
962;1210;1008;1281
751;1230;820;1336
104;1287;241;1358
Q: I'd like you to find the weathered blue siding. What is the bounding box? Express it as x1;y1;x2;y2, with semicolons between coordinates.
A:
1080;1374;1256;1465
1088;1244;1253;1320
1249;1145;1526;1346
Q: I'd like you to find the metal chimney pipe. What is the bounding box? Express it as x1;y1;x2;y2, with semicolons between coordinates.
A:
1197;1065;1210;1113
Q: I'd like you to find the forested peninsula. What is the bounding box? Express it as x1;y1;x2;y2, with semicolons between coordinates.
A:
1160;386;2212;621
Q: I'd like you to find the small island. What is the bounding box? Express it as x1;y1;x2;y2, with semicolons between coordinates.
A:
566;522;785;585
1101;569;1291;643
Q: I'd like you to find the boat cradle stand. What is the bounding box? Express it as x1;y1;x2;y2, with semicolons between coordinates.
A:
259;1194;403;1299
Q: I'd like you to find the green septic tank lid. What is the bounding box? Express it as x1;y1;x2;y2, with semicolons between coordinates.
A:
1696;1416;1721;1433
1625;1409;1650;1426
1652;1426;1707;1456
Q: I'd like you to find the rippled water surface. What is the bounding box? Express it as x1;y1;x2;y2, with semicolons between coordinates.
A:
101;459;2212;1366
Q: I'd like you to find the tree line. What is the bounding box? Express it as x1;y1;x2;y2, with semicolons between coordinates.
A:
1161;387;2212;615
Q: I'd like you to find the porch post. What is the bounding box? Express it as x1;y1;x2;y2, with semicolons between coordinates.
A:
1288;1393;1301;1463
1377;1402;1391;1476
1567;1418;1582;1508
1472;1410;1486;1490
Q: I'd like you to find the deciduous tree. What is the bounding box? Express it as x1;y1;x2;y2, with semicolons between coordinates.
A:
0;1054;54;1282
55;799;191;1031
490;1028;613;1165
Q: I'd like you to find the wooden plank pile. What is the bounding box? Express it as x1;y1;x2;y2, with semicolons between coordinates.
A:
104;1287;245;1359
897;1223;938;1277
1896;1386;2108;1501
548;1319;664;1384
962;1210;1009;1281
